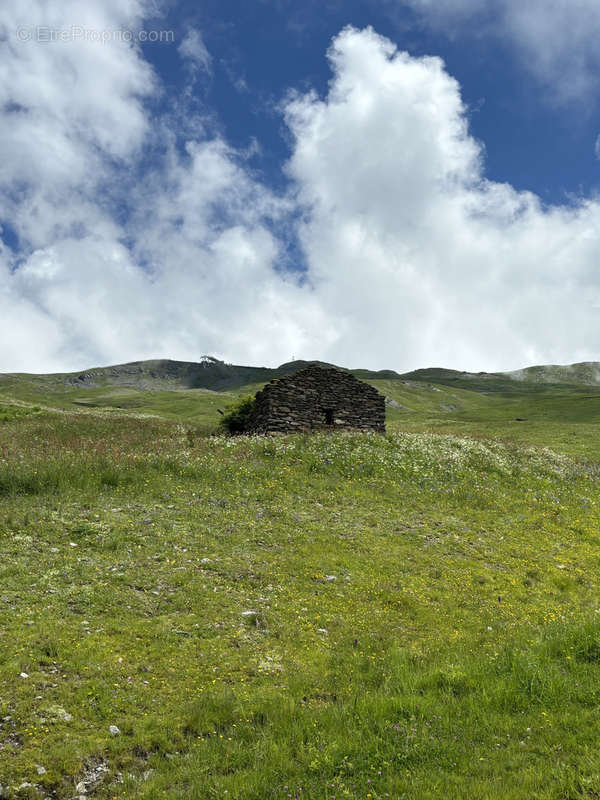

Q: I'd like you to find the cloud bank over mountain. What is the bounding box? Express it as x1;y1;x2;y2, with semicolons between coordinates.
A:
1;3;599;372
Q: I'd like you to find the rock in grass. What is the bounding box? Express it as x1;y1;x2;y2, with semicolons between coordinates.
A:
259;661;283;672
109;724;120;736
35;765;46;776
45;705;73;723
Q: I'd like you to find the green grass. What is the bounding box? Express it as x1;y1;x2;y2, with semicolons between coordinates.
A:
0;381;229;431
2;367;600;798
2;399;600;798
0;404;41;423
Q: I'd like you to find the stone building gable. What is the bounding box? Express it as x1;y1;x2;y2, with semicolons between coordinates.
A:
244;365;385;434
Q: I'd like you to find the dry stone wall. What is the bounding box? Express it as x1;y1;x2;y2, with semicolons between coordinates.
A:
244;365;385;434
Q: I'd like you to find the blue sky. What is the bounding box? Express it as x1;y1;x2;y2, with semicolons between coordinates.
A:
164;0;600;203
2;1;600;373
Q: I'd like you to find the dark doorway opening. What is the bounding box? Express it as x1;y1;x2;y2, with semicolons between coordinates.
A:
324;409;334;425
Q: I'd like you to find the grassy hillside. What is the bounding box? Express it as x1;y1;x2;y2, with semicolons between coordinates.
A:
4;356;600;461
3;360;600;796
2;402;600;798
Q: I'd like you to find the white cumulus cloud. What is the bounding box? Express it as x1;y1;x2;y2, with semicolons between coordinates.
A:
283;26;600;370
2;14;600;374
0;0;337;372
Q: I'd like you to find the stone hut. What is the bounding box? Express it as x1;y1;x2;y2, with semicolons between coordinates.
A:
244;365;385;434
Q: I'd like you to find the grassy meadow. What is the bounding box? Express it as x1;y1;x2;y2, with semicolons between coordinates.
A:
2;369;600;798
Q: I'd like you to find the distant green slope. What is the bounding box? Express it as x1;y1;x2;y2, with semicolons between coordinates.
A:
402;365;600;395
505;361;600;385
5;356;600;396
6;356;276;392
2;357;600;456
0;357;401;394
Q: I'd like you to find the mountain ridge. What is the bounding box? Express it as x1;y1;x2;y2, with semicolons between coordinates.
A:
3;356;600;393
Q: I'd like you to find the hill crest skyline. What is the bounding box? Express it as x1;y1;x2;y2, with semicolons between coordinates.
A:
4;356;600;392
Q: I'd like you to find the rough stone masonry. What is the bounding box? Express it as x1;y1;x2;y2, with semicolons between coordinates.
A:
244;365;386;434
